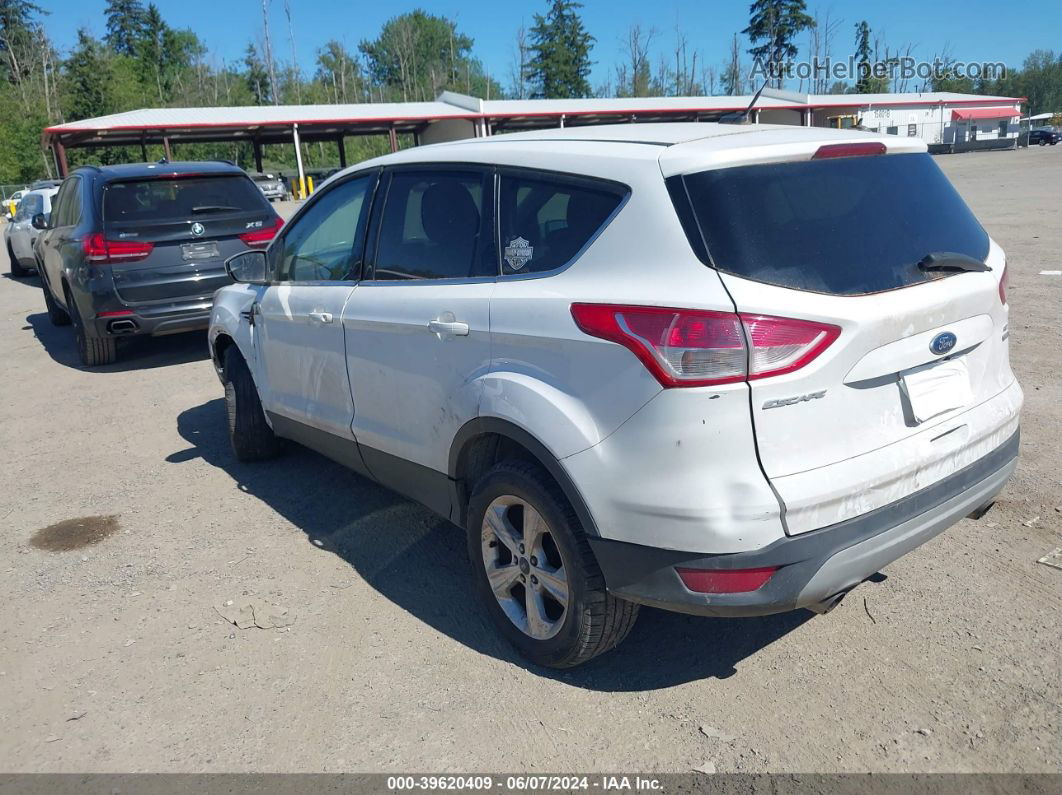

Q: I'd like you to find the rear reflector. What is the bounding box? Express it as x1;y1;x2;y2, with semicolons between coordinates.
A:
96;310;134;318
812;142;887;159
83;233;153;264
239;216;284;247
676;566;779;594
570;304;839;387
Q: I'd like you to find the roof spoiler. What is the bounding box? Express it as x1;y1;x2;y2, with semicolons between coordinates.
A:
719;81;768;125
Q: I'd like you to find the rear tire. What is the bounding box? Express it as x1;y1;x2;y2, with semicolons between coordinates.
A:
223;346;281;461
42;276;70;326
7;242;27;278
466;459;639;668
67;286;116;366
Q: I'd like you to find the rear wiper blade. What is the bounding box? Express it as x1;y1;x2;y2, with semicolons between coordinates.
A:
917;252;991;273
191;205;241;214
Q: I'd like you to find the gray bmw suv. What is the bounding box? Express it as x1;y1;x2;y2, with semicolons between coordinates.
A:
34;161;282;366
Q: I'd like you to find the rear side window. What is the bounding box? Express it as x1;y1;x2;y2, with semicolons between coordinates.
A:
53;177;82;227
373;169;492;281
498;172;625;275
103;175;269;227
677;152;990;295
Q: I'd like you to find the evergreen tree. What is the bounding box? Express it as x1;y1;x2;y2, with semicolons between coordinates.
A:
62;28;115;121
526;0;594;99
853;20;871;92
104;0;145;56
244;43;272;105
743;0;814;88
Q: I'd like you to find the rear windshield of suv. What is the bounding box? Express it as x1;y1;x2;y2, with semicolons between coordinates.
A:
676;152;990;295
103;175;269;227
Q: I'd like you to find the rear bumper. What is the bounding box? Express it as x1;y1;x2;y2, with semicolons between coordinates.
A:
90;300;212;338
589;429;1019;617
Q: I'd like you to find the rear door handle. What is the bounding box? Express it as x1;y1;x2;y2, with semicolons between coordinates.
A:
308;310;333;324
428;319;470;336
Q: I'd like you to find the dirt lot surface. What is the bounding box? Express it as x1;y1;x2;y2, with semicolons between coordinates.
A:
0;149;1059;774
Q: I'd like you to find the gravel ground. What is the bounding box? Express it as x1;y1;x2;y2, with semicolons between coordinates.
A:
0;148;1059;774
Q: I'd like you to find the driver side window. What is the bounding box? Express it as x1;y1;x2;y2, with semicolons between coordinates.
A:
275;173;374;282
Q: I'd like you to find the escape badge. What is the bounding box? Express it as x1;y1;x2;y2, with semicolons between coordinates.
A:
504;236;533;271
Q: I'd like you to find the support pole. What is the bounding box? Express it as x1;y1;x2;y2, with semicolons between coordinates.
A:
162;137;173;161
140;139;148;162
388;126;398;153
253;139;264;173
293;123;306;200
337;136;347;169
54;141;68;177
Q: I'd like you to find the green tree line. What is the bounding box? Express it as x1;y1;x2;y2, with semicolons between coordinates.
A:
0;0;1059;184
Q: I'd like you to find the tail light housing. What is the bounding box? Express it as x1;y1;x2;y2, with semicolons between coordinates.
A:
676;566;779;594
239;216;284;247
570;304;839;387
998;262;1008;305
83;233;153;264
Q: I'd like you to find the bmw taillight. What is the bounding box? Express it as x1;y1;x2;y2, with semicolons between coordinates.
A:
82;233;153;264
239;216;284;247
570;304;839;387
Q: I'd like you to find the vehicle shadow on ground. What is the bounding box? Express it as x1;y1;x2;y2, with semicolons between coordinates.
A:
3;272;43;288
172;397;813;690
25;311;210;372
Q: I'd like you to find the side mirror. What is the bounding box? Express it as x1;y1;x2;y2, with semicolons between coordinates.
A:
225;250;268;284
31;213;49;230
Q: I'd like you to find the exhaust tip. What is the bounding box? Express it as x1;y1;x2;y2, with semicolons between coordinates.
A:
808;591;847;615
107;319;138;335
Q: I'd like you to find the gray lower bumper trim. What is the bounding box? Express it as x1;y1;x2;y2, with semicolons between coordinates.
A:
796;457;1016;606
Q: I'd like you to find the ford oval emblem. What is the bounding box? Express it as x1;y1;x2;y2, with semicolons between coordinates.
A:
191;222;205;237
930;331;957;356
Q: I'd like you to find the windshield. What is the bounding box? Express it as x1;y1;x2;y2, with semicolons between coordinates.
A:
677;152;990;295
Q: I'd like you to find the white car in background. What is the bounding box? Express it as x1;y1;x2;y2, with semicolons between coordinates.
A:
208;122;1021;668
5;186;58;277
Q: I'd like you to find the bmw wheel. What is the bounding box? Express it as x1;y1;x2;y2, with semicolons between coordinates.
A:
467;460;638;668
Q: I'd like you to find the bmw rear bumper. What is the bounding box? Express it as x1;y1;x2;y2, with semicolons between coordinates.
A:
590;430;1019;617
90;300;213;338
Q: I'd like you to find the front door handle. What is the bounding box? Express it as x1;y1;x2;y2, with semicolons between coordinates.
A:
428;319;470;336
308;310;334;324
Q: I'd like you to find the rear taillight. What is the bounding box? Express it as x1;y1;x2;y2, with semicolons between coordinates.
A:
239;216;284;247
812;142;887;159
998;262;1008;305
570;304;839;387
676;566;779;594
83;233;153;264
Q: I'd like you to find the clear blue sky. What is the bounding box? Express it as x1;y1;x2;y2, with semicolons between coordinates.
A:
44;0;1059;94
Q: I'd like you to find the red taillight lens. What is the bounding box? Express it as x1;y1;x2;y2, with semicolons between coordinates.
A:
83;233;153;264
570;304;839;387
676;566;779;594
998;262;1008;305
742;314;841;380
812;142;887;159
239;216;284;247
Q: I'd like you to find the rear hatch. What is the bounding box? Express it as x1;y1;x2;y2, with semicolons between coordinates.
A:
670;142;1018;533
102;174;279;304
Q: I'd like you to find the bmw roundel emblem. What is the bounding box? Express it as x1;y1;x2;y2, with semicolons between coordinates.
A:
190;222;205;237
930;331;957;356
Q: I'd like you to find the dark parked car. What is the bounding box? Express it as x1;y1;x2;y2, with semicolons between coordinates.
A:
1029;128;1060;146
34;161;282;366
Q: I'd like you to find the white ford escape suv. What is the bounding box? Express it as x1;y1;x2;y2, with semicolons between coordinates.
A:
208;122;1021;668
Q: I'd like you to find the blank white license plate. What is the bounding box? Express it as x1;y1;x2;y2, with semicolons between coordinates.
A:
901;359;972;423
181;241;220;261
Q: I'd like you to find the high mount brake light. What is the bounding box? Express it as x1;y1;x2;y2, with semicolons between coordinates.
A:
239;216;284;247
812;142;887;159
570;304;840;387
82;233;153;264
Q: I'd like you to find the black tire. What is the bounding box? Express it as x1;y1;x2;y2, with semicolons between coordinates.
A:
42;275;70;326
466;459;638;668
223;346;281;461
7;241;27;278
66;285;116;366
